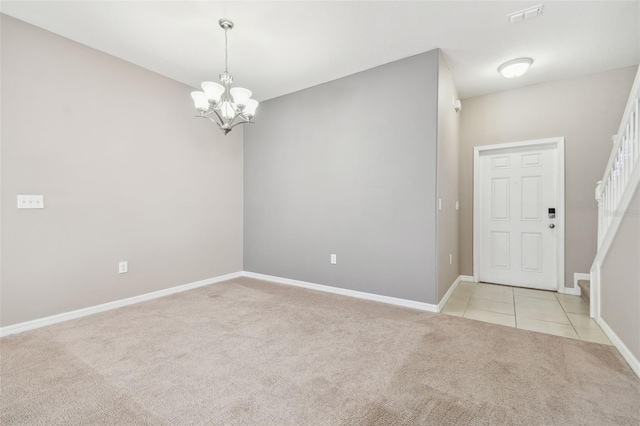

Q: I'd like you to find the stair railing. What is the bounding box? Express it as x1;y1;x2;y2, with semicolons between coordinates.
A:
591;67;640;319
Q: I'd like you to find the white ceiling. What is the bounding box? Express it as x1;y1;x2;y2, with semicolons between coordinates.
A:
1;1;639;101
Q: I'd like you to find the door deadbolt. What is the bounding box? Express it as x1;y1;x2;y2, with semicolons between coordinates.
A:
549;223;555;229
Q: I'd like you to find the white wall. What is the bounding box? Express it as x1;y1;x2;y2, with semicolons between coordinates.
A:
600;184;640;363
1;15;244;326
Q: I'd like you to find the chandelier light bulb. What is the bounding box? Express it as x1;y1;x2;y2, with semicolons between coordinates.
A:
244;99;259;118
498;58;533;78
201;82;225;102
230;87;252;107
191;91;209;111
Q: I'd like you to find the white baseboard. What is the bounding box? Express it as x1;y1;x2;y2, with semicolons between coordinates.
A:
0;272;496;338
242;271;439;313
597;317;640;379
565;273;590;296
560;287;581;296
556;273;587;296
437;275;470;312
0;271;243;338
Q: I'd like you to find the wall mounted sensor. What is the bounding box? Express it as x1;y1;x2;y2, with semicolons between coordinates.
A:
453;99;462;113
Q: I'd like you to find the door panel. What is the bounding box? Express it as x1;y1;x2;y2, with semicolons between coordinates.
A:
491;178;510;220
492;156;511;169
521;153;541;167
491;232;510;269
521;233;542;272
479;144;558;290
521;176;541;220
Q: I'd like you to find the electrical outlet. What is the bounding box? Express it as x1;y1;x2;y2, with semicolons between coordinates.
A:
438;198;442;210
119;261;128;274
450;254;453;265
455;201;459;211
330;254;337;265
17;195;44;209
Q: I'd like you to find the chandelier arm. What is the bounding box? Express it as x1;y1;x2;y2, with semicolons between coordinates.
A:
209;108;226;125
228;111;254;128
227;112;243;127
203;116;224;128
228;119;254;130
196;114;223;128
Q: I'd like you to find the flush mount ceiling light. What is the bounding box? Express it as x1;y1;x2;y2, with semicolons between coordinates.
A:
497;58;533;78
190;19;258;135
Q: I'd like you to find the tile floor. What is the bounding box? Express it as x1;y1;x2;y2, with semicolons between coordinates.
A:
441;281;612;345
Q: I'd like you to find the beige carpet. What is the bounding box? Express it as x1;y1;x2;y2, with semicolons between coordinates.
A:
1;277;639;425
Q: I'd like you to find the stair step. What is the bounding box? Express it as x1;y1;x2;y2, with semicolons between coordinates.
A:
578;280;590;304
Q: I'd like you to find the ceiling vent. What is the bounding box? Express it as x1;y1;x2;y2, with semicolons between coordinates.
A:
508;5;543;24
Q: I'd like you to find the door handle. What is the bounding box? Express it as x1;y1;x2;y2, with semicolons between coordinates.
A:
549;223;555;229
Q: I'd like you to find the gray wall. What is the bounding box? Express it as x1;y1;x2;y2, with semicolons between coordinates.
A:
436;53;460;300
601;184;640;363
244;50;440;304
1;15;244;326
459;66;637;287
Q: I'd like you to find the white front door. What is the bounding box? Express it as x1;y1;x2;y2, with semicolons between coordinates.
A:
477;143;559;290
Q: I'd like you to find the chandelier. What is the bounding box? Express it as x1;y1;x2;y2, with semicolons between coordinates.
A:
190;19;258;135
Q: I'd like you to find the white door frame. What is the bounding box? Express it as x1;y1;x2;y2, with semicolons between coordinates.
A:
473;137;566;292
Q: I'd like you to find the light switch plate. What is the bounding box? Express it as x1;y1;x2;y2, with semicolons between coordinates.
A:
17;195;44;209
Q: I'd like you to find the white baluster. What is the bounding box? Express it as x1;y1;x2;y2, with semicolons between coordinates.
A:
596;181;603;247
621;142;626;193
612;171;616;225
632;110;636;164
623;132;629;189
609;174;614;229
606;176;611;230
617;146;623;204
633;98;640;165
